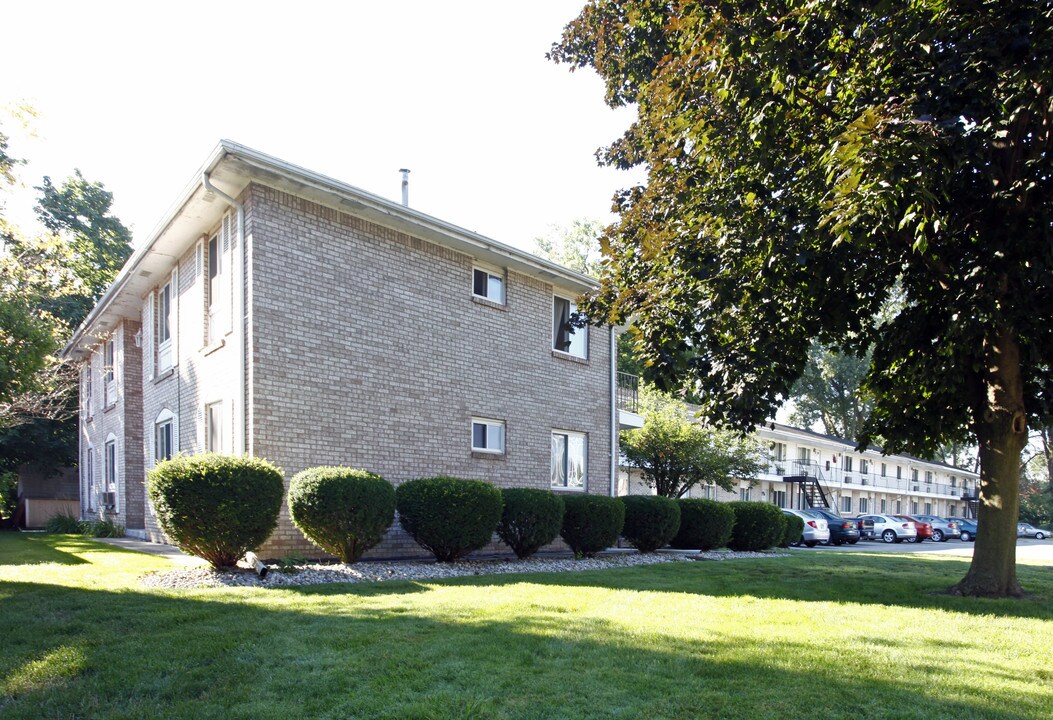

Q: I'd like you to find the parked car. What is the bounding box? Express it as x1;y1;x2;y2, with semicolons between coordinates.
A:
895;515;932;543
858;515;918;544
957;519;978;542
1017;523;1051;540
805;509;860;545
912;515;961;542
783;509;830;547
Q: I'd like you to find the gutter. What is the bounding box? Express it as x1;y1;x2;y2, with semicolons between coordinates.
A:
609;326;618;497
202;172;247;457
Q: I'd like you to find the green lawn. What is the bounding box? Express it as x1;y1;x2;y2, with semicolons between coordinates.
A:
1;534;1051;720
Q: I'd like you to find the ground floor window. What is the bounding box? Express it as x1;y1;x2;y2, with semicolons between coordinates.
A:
104;437;117;510
948;504;957;516
896;500;903;514
841;496;852;513
911;501;919;514
880;499;887;513
924;502;932;515
859;498;869;513
702;484;715;500
551;430;585;489
771;490;786;508
83;446;95;511
471;417;505;454
739;486;752;501
206;401;225;453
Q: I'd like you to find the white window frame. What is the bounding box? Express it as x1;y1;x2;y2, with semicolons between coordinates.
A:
84;364;94;419
157;280;173;373
472;267;505;304
552;295;587;358
739;486;752;501
551;429;586;490
104;435;118;511
844;455;854;472
859;498;869;514
84;443;95;511
471;417;505;454
103;339;116;406
207;232;221;345
841;495;852;513
155;409;176;464
205;401;225;453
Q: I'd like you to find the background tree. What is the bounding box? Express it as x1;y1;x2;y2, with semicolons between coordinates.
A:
621;385;765;498
0;123;131;475
788;341;873;441
553;1;1053;596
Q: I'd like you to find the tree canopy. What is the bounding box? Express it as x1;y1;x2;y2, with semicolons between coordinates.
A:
553;1;1052;596
789;341;873;442
621;385;765;498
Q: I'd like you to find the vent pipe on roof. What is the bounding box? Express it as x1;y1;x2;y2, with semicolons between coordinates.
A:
399;168;410;207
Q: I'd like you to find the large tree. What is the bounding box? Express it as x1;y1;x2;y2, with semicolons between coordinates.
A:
622;385;765;498
552;1;1053;596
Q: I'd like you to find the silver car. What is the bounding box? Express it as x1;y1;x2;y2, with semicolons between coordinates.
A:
783;509;830;547
859;514;918;544
913;515;962;542
1017;523;1051;540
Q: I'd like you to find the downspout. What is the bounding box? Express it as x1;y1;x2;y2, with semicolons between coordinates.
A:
202;172;247;456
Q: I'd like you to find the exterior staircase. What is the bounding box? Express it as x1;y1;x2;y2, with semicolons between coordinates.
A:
782;460;838;514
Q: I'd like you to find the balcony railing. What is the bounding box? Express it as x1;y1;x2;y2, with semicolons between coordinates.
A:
617;372;639;413
765;462;973;499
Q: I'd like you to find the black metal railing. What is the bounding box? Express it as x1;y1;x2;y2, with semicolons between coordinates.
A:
617;372;639;413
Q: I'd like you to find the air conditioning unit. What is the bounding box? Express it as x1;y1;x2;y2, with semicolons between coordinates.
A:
861;479;868;486
844;476;852;484
912;485;920;492
100;492;116;509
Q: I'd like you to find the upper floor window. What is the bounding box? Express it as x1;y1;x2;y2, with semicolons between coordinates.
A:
770;442;787;462
925;470;933;484
896;465;903;479
103;339;116;405
950;475;957;487
207;233;222;345
881;463;887;477
84;365;94;418
157;281;173;372
860;459;869;475
553;295;587;358
911;468;919;482
471;417;505;454
472;268;505;304
843;455;854;472
797;447;811;462
551;430;586;489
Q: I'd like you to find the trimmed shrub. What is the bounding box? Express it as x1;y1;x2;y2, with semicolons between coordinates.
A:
727;501;787;551
147;453;285;568
671;499;736;550
396;476;503;562
46;512;86;534
620;495;681;553
560;494;625;558
780;513;804;548
497;488;565;559
288;466;395;563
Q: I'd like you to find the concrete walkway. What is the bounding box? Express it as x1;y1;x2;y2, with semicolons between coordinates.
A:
94;537;206;567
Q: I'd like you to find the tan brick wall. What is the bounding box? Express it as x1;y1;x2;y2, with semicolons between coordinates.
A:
246;184;613;558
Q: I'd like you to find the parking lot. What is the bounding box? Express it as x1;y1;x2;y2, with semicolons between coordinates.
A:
808;537;1053;561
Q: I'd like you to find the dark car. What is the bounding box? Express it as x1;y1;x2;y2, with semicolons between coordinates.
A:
805;509;861;545
957;519;978;542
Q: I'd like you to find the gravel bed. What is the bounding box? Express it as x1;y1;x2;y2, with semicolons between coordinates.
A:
140;549;786;590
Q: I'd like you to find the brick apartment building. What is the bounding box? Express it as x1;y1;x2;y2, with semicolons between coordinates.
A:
63;141;642;557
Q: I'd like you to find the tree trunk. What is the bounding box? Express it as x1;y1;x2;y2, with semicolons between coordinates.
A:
949;329;1026;597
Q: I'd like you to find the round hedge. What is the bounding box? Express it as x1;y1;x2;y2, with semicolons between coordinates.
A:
727;501;787;551
560;494;625;558
395;476;503;562
780;512;805;548
620;495;681;553
288;467;395;563
497;488;565;559
671;499;736;550
147;454;284;568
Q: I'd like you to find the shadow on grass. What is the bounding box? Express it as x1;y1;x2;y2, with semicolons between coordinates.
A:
0;578;1048;720
0;534;133;566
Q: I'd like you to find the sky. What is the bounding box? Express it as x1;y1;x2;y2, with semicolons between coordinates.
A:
1;1;644;252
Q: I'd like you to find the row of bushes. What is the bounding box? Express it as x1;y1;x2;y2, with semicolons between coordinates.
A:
146;455;793;568
45;511;125;538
